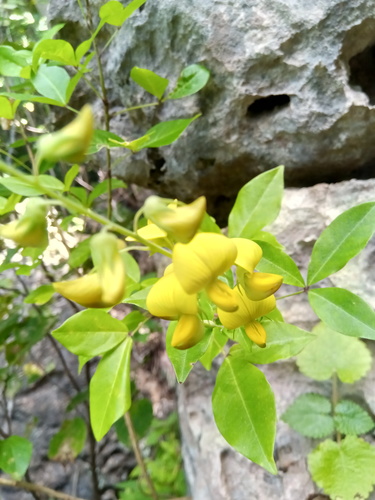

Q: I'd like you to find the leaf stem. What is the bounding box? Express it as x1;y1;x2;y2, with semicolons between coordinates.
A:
111;101;160;117
332;373;341;443
276;289;306;301
124;411;159;500
0;477;88;500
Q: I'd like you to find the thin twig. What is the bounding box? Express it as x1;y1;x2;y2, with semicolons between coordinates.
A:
332;373;341;443
124;411;159;500
0;477;88;500
24;471;42;500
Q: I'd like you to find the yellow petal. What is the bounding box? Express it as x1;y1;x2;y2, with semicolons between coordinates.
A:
245;321;267;347
218;286;276;329
171;314;204;349
146;272;198;319
232;238;262;273
242;272;283;300
126;223;168;241
144;196;206;243
206;279;238;312
53;274;107;308
173;233;237;294
99;253;126;305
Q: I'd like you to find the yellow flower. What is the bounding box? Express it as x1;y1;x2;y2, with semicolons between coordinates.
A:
173;233;238;312
233;237;283;301
171;314;205;350
143;195;206;243
0;198;48;248
218;286;276;347
37;105;94;165
53;232;126;308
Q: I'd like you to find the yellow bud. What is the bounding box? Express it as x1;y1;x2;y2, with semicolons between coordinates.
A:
171;314;204;350
37;105;94;164
0;198;48;248
244;321;267;347
206;279;238;312
218;286;276;329
143;195;206;243
241;272;283;301
53;273;108;308
146;272;198;319
232;238;262;273
173;233;237;294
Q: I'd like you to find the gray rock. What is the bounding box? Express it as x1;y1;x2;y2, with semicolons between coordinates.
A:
48;0;375;221
178;178;375;500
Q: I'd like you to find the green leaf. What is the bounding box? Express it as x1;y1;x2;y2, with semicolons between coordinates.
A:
166;64;210;100
99;0;146;26
334;400;374;436
48;418;87;461
282;393;334;438
0;46;30;77
308;287;375;340
39;23;65;41
88;129;125;154
243;321;315;364
36;175;65;192
87;179;127;206
64;164;80;191
68;237;92;268
308;436;375;500
32;39;76;70
32;64;70;104
0;436;33;479
121;252;140;284
24;285;54;305
212;349;277;474
0;97;15;119
307;202;375;285
130;67;169;99
166;321;211;383
297;322;372;383
117;115;200;152
228;166;284;238
66;390;89;412
115;398;153;446
0;91;65;107
252;230;285;250
75;39;92;62
255;240;305;287
0;176;42;196
90;337;133;441
0;193;22;216
52;309;128;357
199;327;227;370
122;285;152;309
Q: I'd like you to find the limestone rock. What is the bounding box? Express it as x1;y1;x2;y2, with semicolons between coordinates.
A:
48;0;375;221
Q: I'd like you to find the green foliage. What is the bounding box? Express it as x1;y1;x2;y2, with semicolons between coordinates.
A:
115;399;153;446
281;393;334;438
255;240;305;286
212;348;277;474
48;418;87;461
130;67;169;99
166;64;210;100
228;165;284;238
200;327;227;370
334;400;374;436
308;287;375;340
24;284;54;305
308;437;375;500
297;323;372;383
0;436;33;478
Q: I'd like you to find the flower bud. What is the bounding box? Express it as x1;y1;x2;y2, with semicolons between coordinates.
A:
244;321;267;348
143;195;206;243
37;105;94;165
53;273;106;308
0;198;48;248
171;314;204;350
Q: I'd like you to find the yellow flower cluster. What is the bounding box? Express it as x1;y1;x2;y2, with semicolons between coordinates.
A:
145;197;283;350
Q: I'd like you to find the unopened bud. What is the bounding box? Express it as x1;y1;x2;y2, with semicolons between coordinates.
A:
171;314;204;350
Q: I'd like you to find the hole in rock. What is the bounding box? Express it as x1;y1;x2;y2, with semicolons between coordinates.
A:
247;94;290;117
148;149;166;184
349;44;375;104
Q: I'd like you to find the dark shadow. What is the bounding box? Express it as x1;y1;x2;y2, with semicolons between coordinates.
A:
247;95;290;117
349;44;375;104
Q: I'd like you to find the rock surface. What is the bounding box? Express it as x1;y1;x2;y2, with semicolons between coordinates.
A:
178;178;375;500
48;0;375;221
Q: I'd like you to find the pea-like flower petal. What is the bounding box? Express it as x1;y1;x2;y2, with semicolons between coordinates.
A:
206;279;238;312
54;274;108;308
171;314;204;349
232;238;262;273
146;272;198;319
173;233;237;294
245;321;267;348
218;286;276;329
241;272;283;301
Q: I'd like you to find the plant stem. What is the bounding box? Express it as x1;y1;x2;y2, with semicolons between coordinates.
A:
111;101;160;117
0;160;172;258
332;373;341;443
124;412;159;500
0;477;88;500
276;289;306;300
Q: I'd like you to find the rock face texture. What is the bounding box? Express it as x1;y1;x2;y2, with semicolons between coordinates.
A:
48;0;375;219
178;178;375;500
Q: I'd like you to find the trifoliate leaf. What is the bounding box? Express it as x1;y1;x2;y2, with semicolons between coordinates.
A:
334;400;375;436
281;393;334;438
308;436;375;500
297;323;372;383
